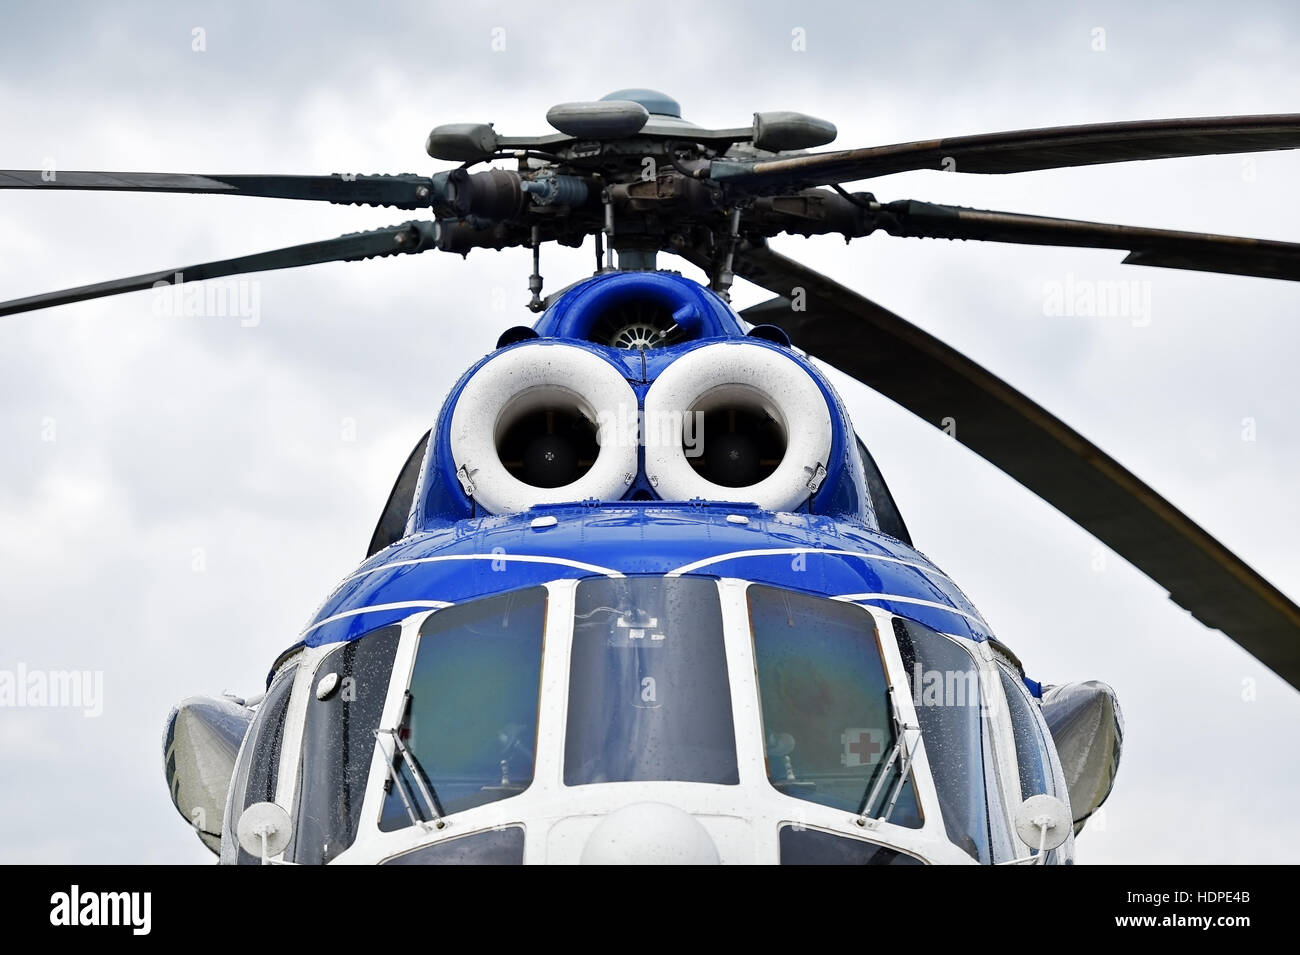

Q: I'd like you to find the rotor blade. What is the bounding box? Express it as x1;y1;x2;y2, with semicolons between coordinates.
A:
0;221;439;317
711;114;1300;188
734;241;1300;689
872;200;1300;282
0;169;437;209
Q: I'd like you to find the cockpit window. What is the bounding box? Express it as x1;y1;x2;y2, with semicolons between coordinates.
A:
381;827;525;865
749;586;921;827
893;617;992;863
779;826;924;865
379;588;546;830
293;625;401;864
996;661;1072;864
565;576;739;785
221;663;297;865
997;663;1051;800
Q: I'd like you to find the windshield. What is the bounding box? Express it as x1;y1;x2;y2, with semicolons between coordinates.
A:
280;578;1014;860
749;585;921;826
379;587;546;831
892;616;992;863
222;663;297;865
293;627;401;864
564;576;739;785
997;663;1051;800
779;826;924;865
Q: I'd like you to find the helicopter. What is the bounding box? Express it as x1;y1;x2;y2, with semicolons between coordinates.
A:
3;88;1298;864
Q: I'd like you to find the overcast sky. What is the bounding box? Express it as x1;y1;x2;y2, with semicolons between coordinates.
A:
1;0;1298;864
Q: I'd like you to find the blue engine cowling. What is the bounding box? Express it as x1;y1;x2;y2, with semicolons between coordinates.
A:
411;271;878;531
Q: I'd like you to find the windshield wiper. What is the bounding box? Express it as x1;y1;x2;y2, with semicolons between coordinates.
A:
855;684;920;827
375;691;446;830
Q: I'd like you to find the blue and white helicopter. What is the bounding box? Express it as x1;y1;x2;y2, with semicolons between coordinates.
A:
6;90;1299;864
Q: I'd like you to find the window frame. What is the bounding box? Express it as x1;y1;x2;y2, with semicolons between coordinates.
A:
377;587;548;829
291;623;403;863
325;578;997;865
219;661;300;865
888;613;1014;864
746;584;924;825
563;575;740;787
992;655;1075;864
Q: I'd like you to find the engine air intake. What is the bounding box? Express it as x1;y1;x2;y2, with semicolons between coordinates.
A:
643;342;834;512
689;392;787;488
497;402;600;488
449;343;638;513
589;300;684;350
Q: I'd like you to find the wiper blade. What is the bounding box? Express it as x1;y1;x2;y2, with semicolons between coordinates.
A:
375;691;446;830
856;685;920;827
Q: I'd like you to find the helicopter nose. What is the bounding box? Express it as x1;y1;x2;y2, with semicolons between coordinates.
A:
579;802;720;865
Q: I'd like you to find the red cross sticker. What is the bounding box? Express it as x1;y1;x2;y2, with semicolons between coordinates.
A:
842;728;882;767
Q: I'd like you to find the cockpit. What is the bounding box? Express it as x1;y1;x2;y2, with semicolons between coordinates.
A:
213;576;1074;864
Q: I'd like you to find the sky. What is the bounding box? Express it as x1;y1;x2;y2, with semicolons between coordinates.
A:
1;0;1298;864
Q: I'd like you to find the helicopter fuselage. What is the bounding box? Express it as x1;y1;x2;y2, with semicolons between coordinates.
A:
164;268;1120;865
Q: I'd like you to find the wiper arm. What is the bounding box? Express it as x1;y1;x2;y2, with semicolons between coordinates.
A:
375;691;447;830
855;685;920;828
374;727;423;829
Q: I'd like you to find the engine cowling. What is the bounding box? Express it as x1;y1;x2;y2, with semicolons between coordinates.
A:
642;342;834;512
448;343;639;514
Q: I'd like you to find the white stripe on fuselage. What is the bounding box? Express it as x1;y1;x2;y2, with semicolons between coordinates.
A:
341;553;625;585
665;547;952;581
309;551;974;639
832;592;986;625
301;600;452;637
306;553;623;637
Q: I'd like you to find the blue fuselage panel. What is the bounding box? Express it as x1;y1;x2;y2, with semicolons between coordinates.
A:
301;504;991;647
